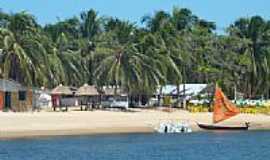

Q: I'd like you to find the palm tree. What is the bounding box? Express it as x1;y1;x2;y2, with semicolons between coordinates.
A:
104;17;136;44
94;40;167;104
142;10;172;33
50;32;86;86
171;7;198;31
229;16;270;97
80;9;101;39
44;17;81;42
0;28;33;84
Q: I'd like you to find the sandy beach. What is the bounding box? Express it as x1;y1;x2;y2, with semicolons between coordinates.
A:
0;108;270;139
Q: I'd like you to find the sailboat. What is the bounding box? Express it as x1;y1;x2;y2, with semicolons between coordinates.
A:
197;85;249;130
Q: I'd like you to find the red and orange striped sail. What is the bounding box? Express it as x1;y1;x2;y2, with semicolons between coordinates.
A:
213;86;240;123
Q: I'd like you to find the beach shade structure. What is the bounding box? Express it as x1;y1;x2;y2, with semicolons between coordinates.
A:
102;88;115;96
101;87;127;96
100;86;129;109
51;84;74;95
51;84;77;109
75;84;100;110
75;84;99;96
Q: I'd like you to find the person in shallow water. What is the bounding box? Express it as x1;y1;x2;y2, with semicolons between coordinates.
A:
181;126;185;132
164;125;168;133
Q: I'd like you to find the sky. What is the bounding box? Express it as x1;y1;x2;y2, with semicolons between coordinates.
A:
0;0;269;32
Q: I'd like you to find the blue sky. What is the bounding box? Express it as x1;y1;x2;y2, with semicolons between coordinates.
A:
0;0;269;32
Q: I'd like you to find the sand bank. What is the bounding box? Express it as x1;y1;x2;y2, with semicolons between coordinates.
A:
0;108;270;139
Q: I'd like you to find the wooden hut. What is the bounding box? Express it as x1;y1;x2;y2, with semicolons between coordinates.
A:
0;79;32;112
51;84;77;108
75;84;99;109
101;87;128;109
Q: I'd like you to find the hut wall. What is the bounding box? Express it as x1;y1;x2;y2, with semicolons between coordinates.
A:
11;90;33;112
61;97;78;106
11;92;19;111
0;91;4;110
78;96;98;105
26;90;33;109
52;95;60;107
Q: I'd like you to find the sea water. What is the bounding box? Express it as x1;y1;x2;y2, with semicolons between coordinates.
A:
0;131;269;160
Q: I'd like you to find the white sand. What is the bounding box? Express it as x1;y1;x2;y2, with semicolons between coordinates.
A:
0;108;269;138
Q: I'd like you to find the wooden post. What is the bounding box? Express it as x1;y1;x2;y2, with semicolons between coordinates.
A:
158;86;163;107
234;85;237;103
176;84;180;108
183;83;186;109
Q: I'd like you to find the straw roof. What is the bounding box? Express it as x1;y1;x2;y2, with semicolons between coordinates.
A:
75;84;99;96
51;84;75;95
102;87;127;96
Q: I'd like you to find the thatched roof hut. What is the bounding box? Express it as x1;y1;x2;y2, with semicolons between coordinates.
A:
51;84;76;95
75;84;99;96
102;87;127;96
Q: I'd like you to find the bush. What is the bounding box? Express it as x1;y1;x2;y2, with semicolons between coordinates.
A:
239;106;270;114
188;104;210;113
188;104;270;114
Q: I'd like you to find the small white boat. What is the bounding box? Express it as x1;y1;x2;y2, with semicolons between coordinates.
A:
155;120;192;133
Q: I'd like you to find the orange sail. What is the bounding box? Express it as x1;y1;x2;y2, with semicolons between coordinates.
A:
213;86;240;123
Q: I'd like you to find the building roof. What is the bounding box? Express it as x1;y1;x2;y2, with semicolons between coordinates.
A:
0;79;27;92
51;84;76;95
102;87;127;96
157;84;208;96
33;87;51;94
75;84;99;96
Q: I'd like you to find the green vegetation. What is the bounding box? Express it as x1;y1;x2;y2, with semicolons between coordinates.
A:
188;104;270;114
1;7;270;98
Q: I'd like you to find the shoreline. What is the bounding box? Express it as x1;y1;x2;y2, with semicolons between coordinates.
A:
0;127;155;139
0;109;270;139
1;126;269;140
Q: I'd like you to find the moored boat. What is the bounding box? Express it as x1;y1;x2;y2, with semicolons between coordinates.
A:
197;122;249;131
197;85;250;131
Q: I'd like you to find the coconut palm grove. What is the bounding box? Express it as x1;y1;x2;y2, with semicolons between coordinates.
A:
0;7;270;98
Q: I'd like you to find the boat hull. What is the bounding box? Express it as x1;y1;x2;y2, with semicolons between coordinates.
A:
197;123;249;131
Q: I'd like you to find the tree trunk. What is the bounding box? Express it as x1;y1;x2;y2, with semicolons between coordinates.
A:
136;94;142;107
158;86;162;107
234;84;237;102
183;83;186;109
176;84;180;107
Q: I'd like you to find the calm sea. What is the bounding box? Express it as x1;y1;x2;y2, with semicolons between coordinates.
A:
0;131;269;160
